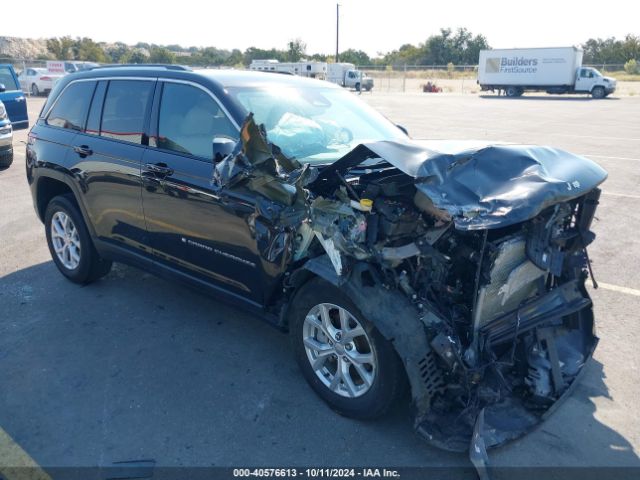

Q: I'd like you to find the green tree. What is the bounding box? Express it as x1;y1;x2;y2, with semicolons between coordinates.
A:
225;49;244;67
46;37;76;60
106;42;130;63
287;38;307;62
121;49;149;64
243;47;287;66
148;47;176;64
624;59;639;74
337;49;371;65
74;38;108;62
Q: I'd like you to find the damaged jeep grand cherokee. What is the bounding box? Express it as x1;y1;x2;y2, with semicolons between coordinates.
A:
27;67;607;466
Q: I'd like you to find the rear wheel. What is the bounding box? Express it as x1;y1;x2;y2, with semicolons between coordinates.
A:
505;86;521;97
289;278;406;419
591;86;605;99
45;194;112;284
31;83;40;96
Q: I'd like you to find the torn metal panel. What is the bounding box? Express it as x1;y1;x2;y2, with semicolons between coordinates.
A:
214;113;605;461
309;139;608;230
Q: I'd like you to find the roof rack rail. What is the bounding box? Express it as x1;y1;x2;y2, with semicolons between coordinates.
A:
88;64;192;71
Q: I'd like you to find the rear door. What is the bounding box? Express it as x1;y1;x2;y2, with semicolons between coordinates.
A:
71;78;156;261
140;80;267;304
0;64;28;130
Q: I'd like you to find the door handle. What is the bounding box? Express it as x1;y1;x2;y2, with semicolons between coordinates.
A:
73;145;93;157
14;96;25;102
144;163;174;177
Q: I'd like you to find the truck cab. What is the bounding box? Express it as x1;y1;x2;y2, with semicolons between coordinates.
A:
327;63;374;91
574;67;616;98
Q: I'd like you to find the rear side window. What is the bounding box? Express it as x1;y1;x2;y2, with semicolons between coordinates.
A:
156;82;237;159
0;66;19;90
100;80;154;145
46;81;96;131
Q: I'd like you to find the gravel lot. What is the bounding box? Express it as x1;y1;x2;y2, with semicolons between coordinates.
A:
0;92;639;479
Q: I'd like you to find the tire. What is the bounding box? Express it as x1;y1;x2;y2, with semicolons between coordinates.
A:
505;86;520;97
44;194;112;284
289;277;406;419
355;82;361;92
31;83;40;96
591;86;605;99
0;148;12;168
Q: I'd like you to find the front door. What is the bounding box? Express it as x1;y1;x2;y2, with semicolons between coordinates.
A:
0;65;28;130
140;81;265;304
575;68;596;92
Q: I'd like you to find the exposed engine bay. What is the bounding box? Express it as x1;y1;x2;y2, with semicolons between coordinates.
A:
213;114;607;471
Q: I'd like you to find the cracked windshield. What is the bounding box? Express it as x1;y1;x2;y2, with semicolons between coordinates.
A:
229;86;405;163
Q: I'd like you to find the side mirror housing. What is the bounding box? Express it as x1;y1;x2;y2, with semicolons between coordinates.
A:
212;136;237;162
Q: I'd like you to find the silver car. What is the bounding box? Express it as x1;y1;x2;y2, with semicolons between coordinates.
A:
0;100;13;167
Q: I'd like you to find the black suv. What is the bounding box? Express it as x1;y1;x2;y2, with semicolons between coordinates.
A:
27;65;607;458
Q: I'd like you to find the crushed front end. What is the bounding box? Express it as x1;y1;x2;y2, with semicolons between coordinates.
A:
213;116;607;457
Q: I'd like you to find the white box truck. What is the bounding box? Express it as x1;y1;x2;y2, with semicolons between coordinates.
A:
478;47;616;98
327;63;374;91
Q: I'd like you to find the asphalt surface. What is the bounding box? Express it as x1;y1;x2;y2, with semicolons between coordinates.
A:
0;92;639;479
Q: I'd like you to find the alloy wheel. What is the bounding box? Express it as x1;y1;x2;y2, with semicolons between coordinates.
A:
50;211;81;270
302;303;377;398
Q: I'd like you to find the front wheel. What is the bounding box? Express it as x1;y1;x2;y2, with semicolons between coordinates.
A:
592;86;605;99
45;194;112;284
289;278;406;419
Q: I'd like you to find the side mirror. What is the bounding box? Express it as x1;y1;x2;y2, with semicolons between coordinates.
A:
396;124;409;136
212;136;236;162
0;84;6;93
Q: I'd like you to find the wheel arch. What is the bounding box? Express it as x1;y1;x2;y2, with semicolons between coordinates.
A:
34;174;97;238
285;255;439;417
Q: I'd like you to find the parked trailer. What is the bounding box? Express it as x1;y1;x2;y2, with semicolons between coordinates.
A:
249;60;373;91
478;47;616;98
249;60;327;79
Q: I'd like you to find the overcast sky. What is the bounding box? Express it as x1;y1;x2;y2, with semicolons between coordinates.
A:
8;0;640;57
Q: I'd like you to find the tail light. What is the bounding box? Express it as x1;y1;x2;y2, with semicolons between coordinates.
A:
40;76;52;81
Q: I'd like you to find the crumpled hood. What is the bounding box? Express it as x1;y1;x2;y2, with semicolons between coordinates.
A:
312;139;608;230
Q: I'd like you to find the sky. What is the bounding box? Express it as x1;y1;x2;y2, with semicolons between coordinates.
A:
6;0;640;57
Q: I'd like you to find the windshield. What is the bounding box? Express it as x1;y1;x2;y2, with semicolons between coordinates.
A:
227;86;405;164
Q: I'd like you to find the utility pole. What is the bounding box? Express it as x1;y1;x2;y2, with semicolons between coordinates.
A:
336;3;340;63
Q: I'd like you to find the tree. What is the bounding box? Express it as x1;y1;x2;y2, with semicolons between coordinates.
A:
74;38;108;62
337;49;371;66
287;38;307;62
148;47;176;64
243;47;287;66
106;42;130;63
46;37;76;60
121;49;149;64
225;49;244;67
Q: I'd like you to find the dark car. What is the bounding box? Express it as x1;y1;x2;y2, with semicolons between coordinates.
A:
26;65;607;465
0;64;29;131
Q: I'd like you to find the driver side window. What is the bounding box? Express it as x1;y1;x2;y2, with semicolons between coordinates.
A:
155;83;237;161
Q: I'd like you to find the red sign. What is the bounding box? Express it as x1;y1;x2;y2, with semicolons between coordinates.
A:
46;61;65;74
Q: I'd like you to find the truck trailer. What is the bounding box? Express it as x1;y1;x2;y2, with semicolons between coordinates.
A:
249;60;373;91
478;47;616;98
